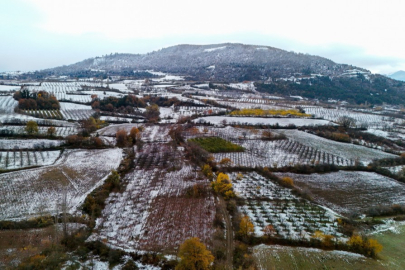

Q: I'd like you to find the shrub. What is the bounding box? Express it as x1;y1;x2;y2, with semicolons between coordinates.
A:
281;177;294;187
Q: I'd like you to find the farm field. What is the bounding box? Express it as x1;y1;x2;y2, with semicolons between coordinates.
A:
213;139;355;168
97;124;172;143
90;143;215;252
372;223;405;269
0;148;122;220
0;96;18;113
0;225;62;269
253;244;385;270
302;106;402;128
2;77;405;268
194;116;332;126
232;172;341;239
0;150;61;170
0;125;78;136
280;129;396;165
0;139;64;150
0;85;20;92
275;171;405;215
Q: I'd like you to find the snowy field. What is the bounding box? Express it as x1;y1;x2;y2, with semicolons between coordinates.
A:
0;85;19;92
99;116;133;123
90;144;215;252
366;128;405;141
281;129;396;165
0;148;122;220
0;96;18;113
59;102;92;110
0;150;60;170
303;106;402;128
275;171;405;215
0;139;64;150
108;83;133;92
232;172;340;239
97;124;172;143
213;139;354;168
194;116;332;126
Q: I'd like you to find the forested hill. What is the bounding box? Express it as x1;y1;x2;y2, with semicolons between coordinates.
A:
32;43;405;105
41;43;355;81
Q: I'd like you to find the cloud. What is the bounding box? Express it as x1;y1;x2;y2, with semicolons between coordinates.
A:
1;0;405;74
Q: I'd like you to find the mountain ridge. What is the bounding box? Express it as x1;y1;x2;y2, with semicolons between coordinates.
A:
42;43;363;81
388;70;405;82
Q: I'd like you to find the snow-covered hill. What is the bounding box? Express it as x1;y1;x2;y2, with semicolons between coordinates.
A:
43;43;359;81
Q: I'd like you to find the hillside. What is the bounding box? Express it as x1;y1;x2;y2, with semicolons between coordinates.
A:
388;70;405;81
25;43;404;105
41;43;352;81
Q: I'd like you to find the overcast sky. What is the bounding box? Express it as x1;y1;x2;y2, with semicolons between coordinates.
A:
1;0;405;74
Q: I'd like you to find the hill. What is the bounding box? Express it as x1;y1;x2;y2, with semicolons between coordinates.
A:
39;43;354;80
388;70;405;81
27;43;405;104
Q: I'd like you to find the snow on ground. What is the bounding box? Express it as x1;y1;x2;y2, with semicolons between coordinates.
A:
97;124;171;142
0;139;64;150
0;148;123;220
109;83;132;92
0;85;19;91
60;102;92;110
60;102;94;120
97;124;141;136
89;144;215;252
0;125;78;137
194;83;209;88
366;128;405;140
204;46;226;52
63;255;160;270
81;90;124;99
275;171;405;215
303;106;401;128
0;96;18;113
229;82;256;91
99;116;133;123
281;129;396;165
213;139;354;169
232;172;340;239
383;165;405;174
0;150;61;170
194;116;332;126
61;110;94;121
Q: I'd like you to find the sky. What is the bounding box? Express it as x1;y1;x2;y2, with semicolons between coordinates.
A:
1;0;405;74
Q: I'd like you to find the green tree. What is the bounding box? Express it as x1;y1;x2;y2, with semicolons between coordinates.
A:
176;237;214;270
25;121;39;135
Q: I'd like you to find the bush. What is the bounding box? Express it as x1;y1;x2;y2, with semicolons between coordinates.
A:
281;177;294;187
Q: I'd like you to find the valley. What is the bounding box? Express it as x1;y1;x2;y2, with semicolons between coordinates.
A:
1;53;405;269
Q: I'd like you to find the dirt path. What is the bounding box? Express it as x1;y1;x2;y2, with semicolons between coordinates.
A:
219;196;234;270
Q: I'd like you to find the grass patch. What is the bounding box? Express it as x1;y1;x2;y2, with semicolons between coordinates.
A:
188;137;244;153
230;108;310;117
253;245;385;270
372;224;405;268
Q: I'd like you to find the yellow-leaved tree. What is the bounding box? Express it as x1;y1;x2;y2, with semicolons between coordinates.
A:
211;173;235;200
176;237;214;270
239;215;254;237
